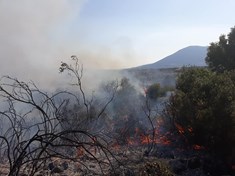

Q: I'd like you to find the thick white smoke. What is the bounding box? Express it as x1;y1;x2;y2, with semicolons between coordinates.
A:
0;0;85;90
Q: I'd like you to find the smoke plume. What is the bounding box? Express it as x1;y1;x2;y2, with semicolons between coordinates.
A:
0;0;86;89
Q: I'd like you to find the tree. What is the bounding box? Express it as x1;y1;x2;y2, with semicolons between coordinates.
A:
146;83;172;100
0;57;119;175
146;83;162;100
206;26;235;72
59;56;118;132
112;77;143;119
165;67;235;159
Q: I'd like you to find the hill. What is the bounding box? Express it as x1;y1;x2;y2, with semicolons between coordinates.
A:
136;46;207;69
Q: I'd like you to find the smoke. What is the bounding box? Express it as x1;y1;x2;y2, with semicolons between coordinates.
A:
0;0;153;95
0;0;141;93
76;36;138;70
0;0;86;90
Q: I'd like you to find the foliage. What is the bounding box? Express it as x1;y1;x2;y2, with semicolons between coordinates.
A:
112;77;144;118
165;67;235;159
146;83;173;100
206;26;235;72
146;83;163;100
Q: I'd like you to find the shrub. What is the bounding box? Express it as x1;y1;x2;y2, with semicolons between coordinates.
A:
146;83;173;100
166;67;235;159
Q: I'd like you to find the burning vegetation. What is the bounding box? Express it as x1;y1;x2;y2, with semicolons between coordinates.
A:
0;57;177;176
0;56;234;176
1;26;235;175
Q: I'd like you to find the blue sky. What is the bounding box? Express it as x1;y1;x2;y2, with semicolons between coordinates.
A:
65;0;235;68
0;0;235;87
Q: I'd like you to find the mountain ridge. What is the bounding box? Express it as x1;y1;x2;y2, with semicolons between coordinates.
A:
134;46;208;69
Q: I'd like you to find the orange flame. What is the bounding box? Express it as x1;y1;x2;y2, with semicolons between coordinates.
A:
175;123;185;134
140;135;151;144
188;127;193;133
175;123;194;135
127;137;138;146
76;147;84;157
112;119;173;148
193;144;205;150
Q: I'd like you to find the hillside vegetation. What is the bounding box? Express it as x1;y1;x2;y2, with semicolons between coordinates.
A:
0;27;235;175
165;26;235;171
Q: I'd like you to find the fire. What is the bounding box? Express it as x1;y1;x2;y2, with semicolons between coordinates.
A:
76;147;84;158
133;120;173;146
174;124;205;150
127;137;138;146
111;142;121;151
140;134;151;144
158;135;171;145
193;144;205;150
139;130;171;145
111;118;173;150
175;123;185;134
175;123;194;135
188;127;193;133
125;130;172;146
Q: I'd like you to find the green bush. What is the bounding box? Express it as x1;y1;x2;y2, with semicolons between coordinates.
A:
166;67;235;159
146;83;174;100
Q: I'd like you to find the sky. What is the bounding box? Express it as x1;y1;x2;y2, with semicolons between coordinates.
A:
0;0;235;88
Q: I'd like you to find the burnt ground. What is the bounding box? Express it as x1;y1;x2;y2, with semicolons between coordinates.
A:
0;139;234;175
